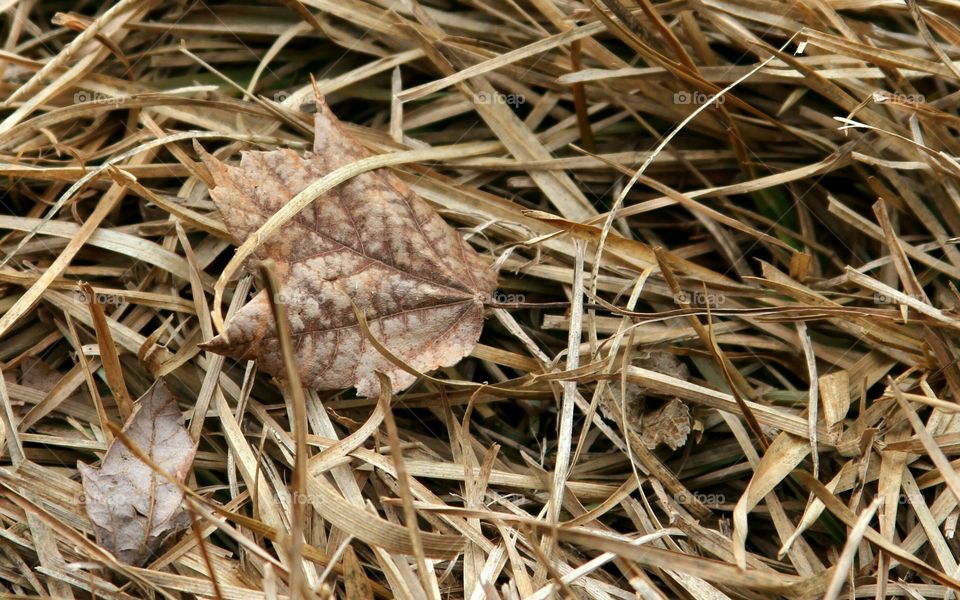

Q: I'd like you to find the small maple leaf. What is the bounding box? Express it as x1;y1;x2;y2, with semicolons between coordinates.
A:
78;379;195;565
197;96;498;397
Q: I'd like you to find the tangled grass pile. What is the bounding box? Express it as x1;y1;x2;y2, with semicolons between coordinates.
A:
0;0;959;598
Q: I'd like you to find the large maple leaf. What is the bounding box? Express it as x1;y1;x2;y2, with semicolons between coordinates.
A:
197;97;497;397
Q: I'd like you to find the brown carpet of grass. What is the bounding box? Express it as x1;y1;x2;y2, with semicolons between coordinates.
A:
1;1;960;598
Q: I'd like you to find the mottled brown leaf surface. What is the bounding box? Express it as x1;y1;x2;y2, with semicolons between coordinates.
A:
198;97;498;396
78;379;195;565
604;352;692;450
18;357;62;391
640;398;691;451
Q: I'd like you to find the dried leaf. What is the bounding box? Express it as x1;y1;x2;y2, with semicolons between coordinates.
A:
78;379;195;565
640;398;691;451
605;351;692;450
19;357;62;392
197;96;498;396
5;358;78;406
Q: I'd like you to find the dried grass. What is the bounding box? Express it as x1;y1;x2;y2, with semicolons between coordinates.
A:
1;0;960;598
